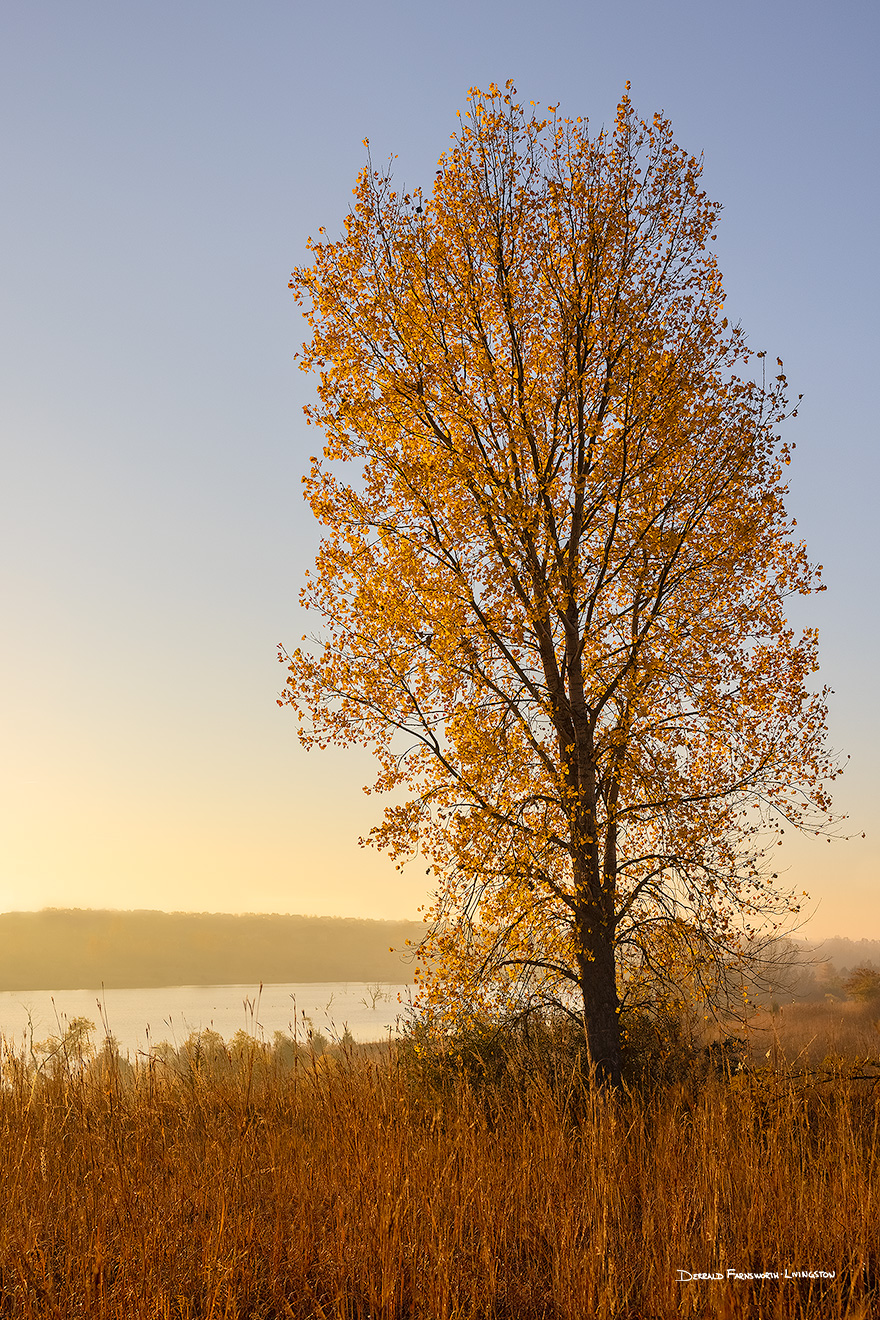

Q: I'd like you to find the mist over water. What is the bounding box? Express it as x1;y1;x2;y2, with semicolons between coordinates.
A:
0;983;413;1059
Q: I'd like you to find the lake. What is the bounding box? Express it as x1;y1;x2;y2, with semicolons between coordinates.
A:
0;983;414;1060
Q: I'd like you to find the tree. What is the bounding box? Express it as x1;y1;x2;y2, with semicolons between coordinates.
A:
280;83;839;1086
844;966;880;1003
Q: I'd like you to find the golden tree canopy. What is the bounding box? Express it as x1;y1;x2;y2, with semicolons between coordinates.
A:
281;84;838;1074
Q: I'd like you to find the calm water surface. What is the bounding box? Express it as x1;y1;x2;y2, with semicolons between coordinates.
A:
0;983;413;1059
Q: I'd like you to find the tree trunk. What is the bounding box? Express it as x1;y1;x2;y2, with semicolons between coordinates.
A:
577;908;622;1088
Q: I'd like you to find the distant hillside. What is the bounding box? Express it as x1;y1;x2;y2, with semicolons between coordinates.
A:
1;911;872;996
0;909;424;990
803;936;880;974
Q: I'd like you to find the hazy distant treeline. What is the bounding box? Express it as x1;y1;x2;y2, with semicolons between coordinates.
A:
0;909;424;990
0;910;875;996
800;936;880;975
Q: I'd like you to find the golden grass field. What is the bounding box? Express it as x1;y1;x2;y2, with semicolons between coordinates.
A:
0;1001;878;1319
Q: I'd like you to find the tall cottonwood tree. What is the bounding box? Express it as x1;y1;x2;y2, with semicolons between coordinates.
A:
281;84;838;1085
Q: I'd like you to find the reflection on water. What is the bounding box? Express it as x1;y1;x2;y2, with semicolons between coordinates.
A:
0;983;414;1059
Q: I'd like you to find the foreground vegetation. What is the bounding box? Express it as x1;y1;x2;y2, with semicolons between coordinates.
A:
0;1005;878;1319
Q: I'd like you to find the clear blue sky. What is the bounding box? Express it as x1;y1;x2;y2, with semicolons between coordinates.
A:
1;1;877;935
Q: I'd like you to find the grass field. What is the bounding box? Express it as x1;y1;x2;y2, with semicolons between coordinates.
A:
0;1004;877;1319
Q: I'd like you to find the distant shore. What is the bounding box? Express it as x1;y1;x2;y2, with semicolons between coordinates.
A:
1;909;875;995
0;909;423;990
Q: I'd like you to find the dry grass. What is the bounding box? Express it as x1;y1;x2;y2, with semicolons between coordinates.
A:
0;1019;877;1319
742;1000;880;1071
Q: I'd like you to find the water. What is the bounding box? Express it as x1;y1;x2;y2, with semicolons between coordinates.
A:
0;983;414;1060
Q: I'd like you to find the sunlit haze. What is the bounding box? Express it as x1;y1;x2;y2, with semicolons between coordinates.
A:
1;2;877;935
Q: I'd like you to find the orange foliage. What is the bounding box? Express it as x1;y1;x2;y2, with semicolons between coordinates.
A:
281;83;839;1084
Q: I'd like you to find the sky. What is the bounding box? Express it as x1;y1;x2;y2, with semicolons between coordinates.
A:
0;1;877;936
